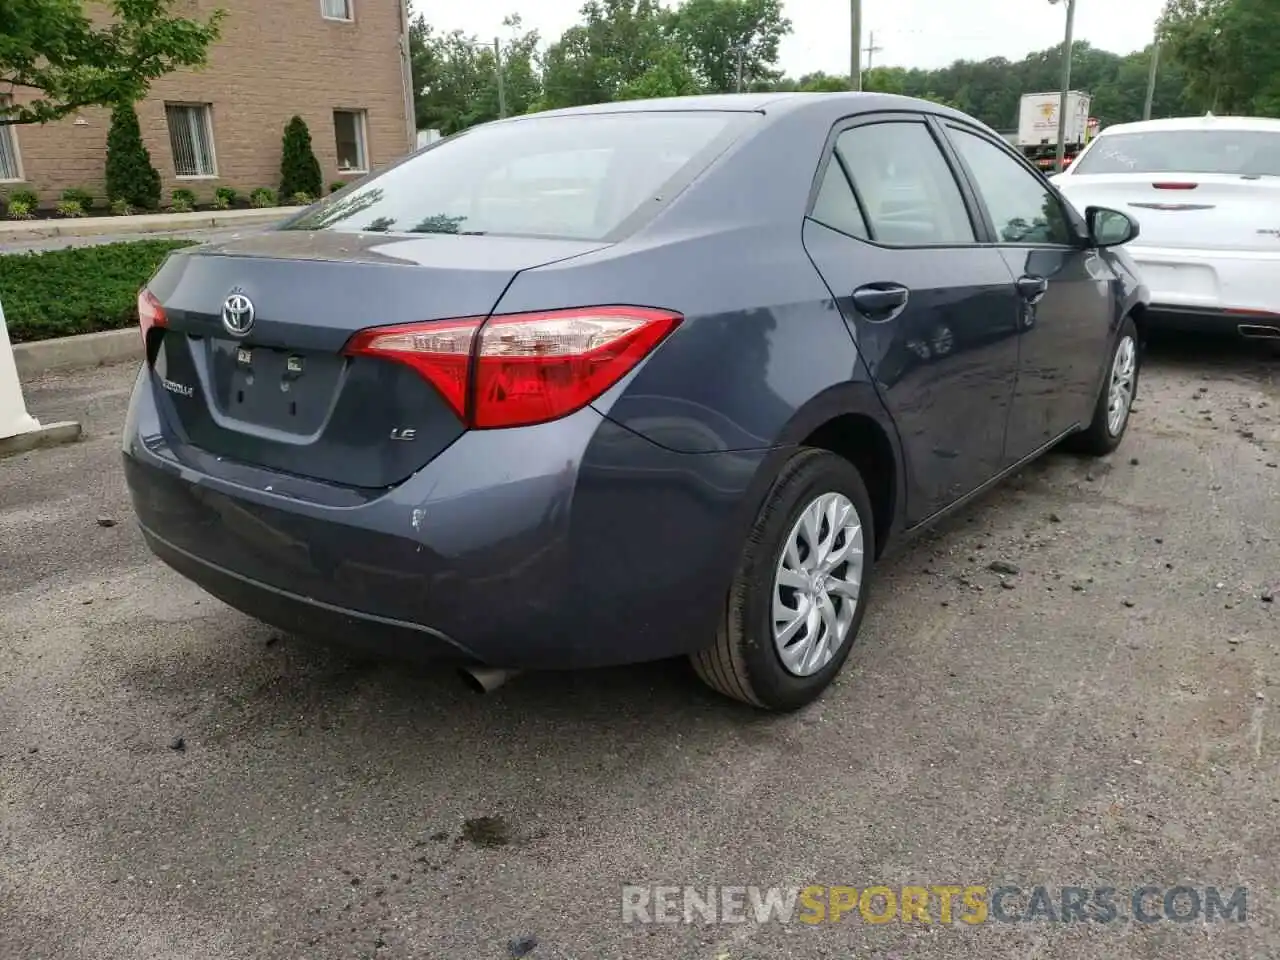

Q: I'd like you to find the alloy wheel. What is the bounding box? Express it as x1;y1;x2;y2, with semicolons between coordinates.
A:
1107;334;1137;436
772;492;865;677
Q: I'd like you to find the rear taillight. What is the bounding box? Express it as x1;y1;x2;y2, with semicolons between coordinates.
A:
343;318;478;419
137;289;167;351
1153;182;1199;190
344;306;681;429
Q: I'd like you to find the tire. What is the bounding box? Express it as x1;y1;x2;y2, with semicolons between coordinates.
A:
692;448;876;711
1064;314;1141;457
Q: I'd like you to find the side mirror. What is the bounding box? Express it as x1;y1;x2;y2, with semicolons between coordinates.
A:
1086;206;1140;248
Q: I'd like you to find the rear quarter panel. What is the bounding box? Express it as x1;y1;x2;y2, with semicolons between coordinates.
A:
491;101;887;456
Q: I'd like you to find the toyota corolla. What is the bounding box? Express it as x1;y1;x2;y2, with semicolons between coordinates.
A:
123;92;1148;711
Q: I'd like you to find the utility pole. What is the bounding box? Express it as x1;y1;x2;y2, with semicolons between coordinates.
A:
1051;0;1077;173
494;37;507;119
850;0;862;91
736;46;745;92
398;0;415;151
864;30;883;73
1143;37;1161;121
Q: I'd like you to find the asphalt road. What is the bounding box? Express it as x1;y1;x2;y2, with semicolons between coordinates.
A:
1;337;1277;960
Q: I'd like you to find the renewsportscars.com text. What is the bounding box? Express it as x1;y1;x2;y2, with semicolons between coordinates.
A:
621;884;1249;925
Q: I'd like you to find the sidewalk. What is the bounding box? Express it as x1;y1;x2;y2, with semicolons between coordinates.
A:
0;206;291;244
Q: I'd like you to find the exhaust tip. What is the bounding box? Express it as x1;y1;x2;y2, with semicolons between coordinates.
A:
1238;324;1280;340
459;666;519;694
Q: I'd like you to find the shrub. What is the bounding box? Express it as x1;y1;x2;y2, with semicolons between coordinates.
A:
0;239;197;342
62;187;94;210
110;198;135;216
5;188;39;212
6;199;34;219
56;199;85;218
105;103;161;210
329;181;347;194
213;186;238;209
170;188;197;212
249;187;277;208
279;115;322;200
290;191;314;206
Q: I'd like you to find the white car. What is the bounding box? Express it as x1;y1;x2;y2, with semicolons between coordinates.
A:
1052;114;1280;343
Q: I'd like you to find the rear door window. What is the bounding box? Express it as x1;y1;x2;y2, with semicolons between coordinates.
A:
833;121;976;245
284;112;751;241
810;158;870;240
1072;130;1280;177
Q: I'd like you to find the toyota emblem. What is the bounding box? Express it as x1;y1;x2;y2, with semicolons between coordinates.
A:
221;289;255;337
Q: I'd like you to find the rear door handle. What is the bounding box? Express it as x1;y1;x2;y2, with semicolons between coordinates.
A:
1016;275;1049;304
852;283;910;320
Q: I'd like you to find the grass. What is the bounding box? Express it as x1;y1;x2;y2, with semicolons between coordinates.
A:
0;239;196;343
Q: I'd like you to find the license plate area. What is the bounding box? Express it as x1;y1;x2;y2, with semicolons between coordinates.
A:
1136;262;1220;301
204;337;343;434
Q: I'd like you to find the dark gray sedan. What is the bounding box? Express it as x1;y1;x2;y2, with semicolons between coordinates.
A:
123;92;1149;710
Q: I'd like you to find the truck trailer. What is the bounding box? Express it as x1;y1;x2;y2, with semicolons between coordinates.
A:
1017;91;1094;171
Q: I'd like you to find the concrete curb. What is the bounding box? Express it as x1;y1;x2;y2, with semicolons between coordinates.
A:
15;329;141;378
0;420;82;458
0;207;291;243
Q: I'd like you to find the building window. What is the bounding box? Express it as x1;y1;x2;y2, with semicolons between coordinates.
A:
334;110;368;173
0;97;22;181
165;103;217;177
321;0;352;20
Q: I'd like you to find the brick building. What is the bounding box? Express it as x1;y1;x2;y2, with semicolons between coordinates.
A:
0;0;415;206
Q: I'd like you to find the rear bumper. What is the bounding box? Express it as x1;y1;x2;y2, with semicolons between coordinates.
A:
138;524;474;662
1143;305;1280;338
1128;245;1280;329
122;367;771;670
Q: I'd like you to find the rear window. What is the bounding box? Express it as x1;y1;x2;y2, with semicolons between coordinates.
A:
1073;130;1280;177
284;112;749;241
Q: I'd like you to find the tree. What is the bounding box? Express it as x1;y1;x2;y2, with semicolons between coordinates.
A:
799;71;853;93
410;14;542;135
1160;0;1280;115
0;0;224;126
472;16;543;121
104;102;161;208
668;0;791;93
279;116;323;200
769;39;1193;131
541;0;677;109
616;43;701;100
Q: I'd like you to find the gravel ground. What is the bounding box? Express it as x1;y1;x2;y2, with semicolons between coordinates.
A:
1;335;1277;960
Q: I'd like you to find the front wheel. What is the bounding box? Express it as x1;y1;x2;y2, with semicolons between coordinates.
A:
692;449;875;711
1064;315;1141;457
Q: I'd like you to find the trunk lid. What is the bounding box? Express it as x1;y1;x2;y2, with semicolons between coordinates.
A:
1057;172;1280;252
147;231;606;489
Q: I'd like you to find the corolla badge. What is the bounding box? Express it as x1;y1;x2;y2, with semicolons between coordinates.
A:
221;288;255;336
161;377;193;398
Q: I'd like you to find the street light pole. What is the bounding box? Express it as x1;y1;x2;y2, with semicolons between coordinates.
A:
1052;0;1078;173
850;0;862;91
1143;37;1161;121
493;37;507;119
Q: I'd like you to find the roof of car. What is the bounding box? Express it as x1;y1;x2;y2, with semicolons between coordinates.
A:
513;91;983;126
1097;115;1280;136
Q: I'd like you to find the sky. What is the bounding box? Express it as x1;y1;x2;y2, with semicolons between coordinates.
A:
413;0;1168;74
